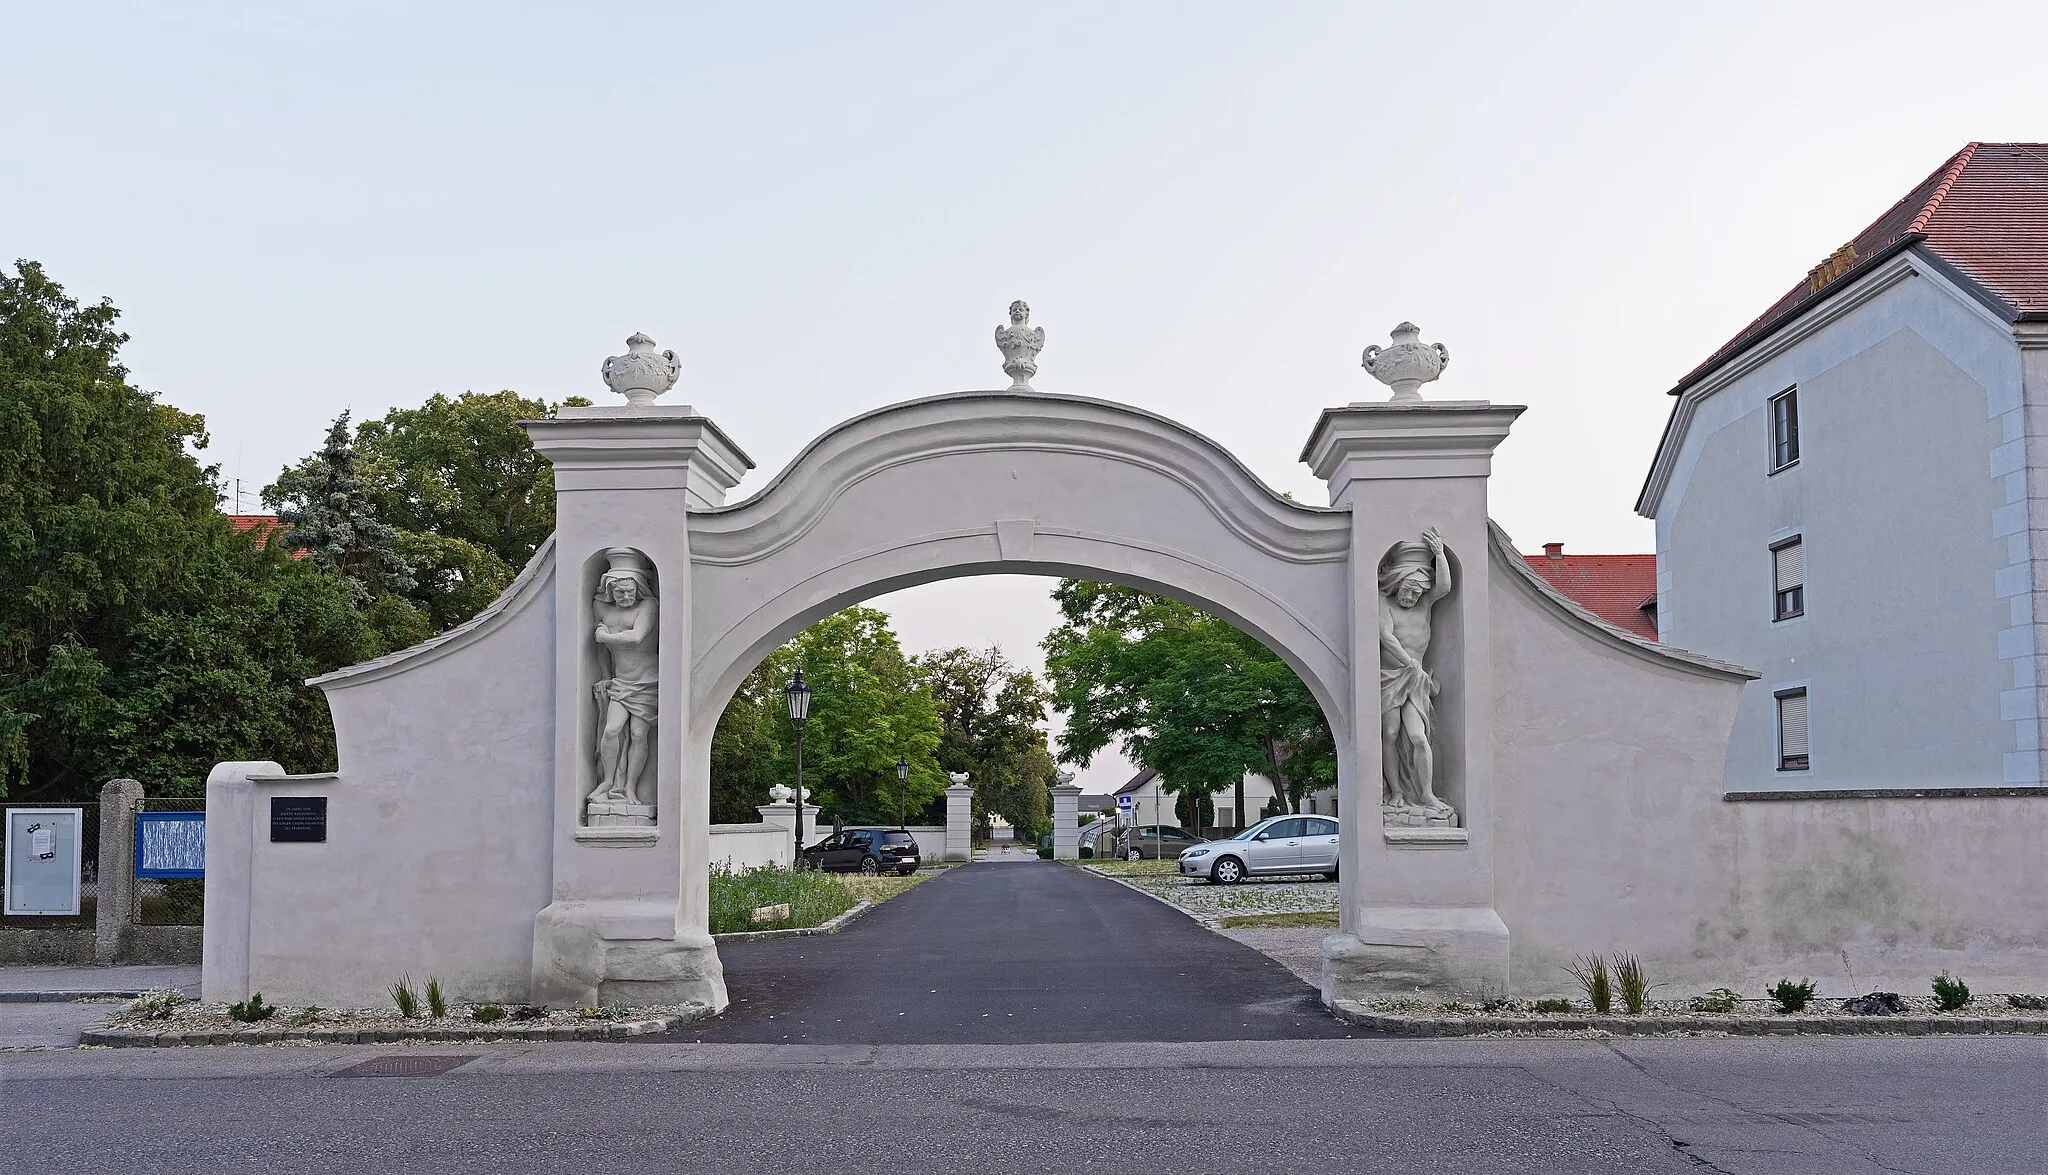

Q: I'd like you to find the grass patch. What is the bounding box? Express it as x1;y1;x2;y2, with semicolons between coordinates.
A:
1076;858;1181;876
1217;911;1340;930
710;865;857;934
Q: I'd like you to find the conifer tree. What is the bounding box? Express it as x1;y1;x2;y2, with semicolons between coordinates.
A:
270;412;416;606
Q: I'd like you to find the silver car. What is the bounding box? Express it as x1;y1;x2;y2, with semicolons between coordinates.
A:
1177;814;1340;884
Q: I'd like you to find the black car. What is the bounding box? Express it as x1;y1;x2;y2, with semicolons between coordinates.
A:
799;827;920;875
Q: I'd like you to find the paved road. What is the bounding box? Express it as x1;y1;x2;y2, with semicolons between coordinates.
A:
5;1036;2043;1173
671;859;1354;1043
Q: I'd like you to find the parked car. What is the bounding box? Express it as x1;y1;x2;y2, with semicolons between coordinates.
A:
1121;825;1204;860
799;827;920;875
1177;814;1339;883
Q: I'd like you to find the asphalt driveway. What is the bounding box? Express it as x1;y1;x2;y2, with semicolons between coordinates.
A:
669;860;1355;1044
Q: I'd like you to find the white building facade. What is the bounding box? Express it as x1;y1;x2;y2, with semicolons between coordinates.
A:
1639;142;2048;794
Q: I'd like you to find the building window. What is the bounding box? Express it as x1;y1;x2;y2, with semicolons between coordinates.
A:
1776;689;1809;771
1772;537;1805;620
1769;388;1800;471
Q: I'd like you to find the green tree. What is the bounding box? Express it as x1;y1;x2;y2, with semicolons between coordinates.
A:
267;412;415;598
0;260;383;800
918;645;1057;842
266;390;585;632
708;607;948;826
1042;580;1334;827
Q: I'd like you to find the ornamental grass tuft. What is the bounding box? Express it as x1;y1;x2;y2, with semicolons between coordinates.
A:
425;976;448;1019
1613;953;1655;1015
1566;954;1613;1014
390;975;420;1019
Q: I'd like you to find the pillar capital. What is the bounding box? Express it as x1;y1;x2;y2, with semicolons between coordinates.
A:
1299;402;1523;503
523;406;754;508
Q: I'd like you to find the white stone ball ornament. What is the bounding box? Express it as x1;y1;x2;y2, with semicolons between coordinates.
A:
1362;322;1449;402
601;332;681;406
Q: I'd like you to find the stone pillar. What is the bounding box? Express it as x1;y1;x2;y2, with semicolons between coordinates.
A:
1300;393;1524;1003
522;385;753;1009
93;778;144;966
943;779;974;862
1050;783;1082;860
757;803;797;867
200;761;279;1005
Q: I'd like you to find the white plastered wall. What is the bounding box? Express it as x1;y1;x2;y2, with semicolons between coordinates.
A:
1651;259;2034;789
1493;530;2048;994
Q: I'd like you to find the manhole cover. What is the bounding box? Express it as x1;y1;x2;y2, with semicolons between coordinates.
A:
330;1054;478;1078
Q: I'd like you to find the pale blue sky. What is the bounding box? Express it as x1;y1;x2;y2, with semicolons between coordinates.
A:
7;3;2044;790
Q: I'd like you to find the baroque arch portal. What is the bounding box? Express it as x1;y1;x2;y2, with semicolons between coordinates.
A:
685;391;1355;737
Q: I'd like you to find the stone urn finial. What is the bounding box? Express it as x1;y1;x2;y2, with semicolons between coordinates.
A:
947;771;970;786
994;300;1045;391
600;333;681;406
768;782;793;804
1361;322;1449;402
1054;770;1076;786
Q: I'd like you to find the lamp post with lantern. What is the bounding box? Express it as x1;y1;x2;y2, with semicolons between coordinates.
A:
784;670;813;866
895;755;910;829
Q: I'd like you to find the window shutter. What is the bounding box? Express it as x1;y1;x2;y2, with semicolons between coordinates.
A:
1775;541;1804;590
1778;693;1809;760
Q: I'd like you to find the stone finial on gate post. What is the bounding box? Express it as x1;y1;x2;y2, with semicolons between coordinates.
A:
1360;322;1449;403
600;333;682;406
994;301;1045;391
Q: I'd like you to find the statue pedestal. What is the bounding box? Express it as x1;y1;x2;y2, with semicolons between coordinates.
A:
1381;803;1457;829
587;801;656;827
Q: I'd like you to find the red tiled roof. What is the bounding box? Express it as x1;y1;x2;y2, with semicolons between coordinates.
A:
1670;142;2048;395
227;513;306;557
1522;548;1657;640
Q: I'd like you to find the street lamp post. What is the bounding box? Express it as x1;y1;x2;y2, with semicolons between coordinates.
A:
895;755;910;829
784;670;813;867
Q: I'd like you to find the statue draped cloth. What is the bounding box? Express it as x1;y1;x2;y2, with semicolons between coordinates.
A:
593;677;657;725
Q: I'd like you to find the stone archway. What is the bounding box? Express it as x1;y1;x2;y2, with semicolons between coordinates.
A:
516;373;1523;1013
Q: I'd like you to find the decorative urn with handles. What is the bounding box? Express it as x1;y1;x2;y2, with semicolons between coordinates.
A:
1361;322;1449;402
601;333;681;406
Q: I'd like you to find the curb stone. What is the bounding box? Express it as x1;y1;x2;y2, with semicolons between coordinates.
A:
1328;999;2048;1037
78;1010;708;1048
0;991;156;1003
713;900;873;944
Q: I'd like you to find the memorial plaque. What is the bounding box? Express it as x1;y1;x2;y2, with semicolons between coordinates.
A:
269;796;328;843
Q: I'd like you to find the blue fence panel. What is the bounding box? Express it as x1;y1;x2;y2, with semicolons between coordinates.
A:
135;811;206;879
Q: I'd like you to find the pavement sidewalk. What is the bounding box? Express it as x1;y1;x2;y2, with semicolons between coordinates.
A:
0;965;198;1050
0;964;198;1001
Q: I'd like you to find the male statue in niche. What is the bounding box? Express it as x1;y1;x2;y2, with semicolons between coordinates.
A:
589;549;658;825
1379;528;1456;826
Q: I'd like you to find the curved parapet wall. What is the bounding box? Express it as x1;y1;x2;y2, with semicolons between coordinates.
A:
228;540;561;1007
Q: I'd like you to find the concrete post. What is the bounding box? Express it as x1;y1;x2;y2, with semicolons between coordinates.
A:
200;761;279;1005
943;781;974;862
1300;398;1524;1003
93;778;144;966
1050;783;1082;860
757;803;796;867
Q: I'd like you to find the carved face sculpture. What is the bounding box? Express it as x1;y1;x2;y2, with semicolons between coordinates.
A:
1395;571;1430;608
1009;300;1029;325
610;579;640;608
